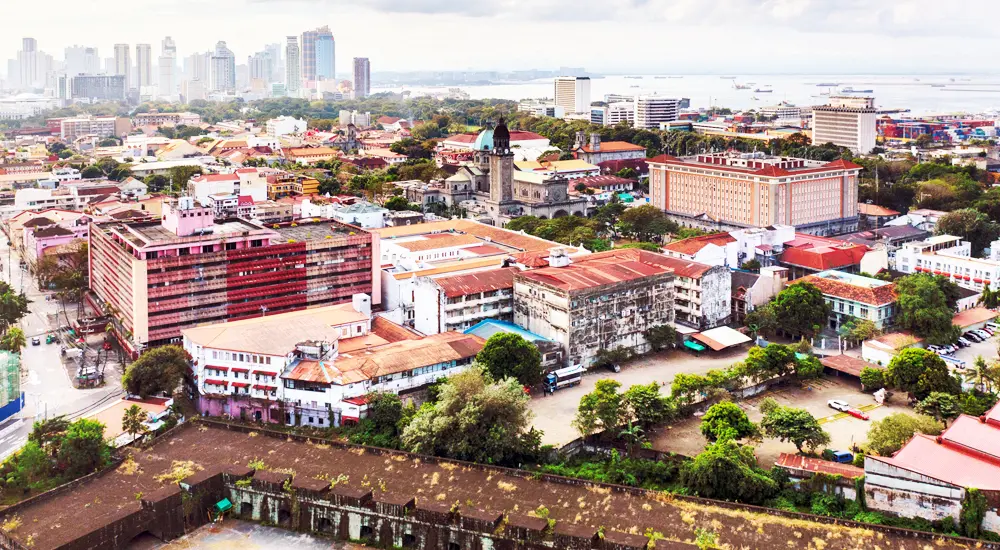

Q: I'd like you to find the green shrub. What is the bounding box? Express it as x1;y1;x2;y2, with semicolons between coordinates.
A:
809;493;843;517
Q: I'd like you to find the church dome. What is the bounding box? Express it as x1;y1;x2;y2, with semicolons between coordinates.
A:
473;128;494;151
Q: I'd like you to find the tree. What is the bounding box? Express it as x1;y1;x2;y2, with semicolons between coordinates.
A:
740;259;761;272
935;208;1000;256
475;333;543;386
866;413;943;456
771;283;830;339
144;174;171;193
57;418;112;477
0;327;26;354
760;404;830;453
618;205;677;242
894;273;960;345
859;367;886;392
679;438;778;504
122;345;190;398
744;302;779;337
794;355;824;379
0;282;30;332
573;380;624;438
618;421;645;455
643;325;677;352
914;392;961;426
400;367;539;466
349;392;407;448
964;355;1000;394
28;416;69;452
886;348;960;399
383;195;417;212
121;404;148;442
839;318;882;343
622;383;675;427
166;165;203;193
979;286;1000;309
699;401;757;442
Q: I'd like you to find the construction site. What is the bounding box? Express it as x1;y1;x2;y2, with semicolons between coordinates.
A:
0;420;993;550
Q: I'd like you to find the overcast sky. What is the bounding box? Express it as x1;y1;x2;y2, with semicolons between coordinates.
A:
3;0;1000;74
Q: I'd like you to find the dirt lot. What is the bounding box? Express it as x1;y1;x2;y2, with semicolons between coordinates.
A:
651;376;911;467
530;347;751;446
2;421;973;550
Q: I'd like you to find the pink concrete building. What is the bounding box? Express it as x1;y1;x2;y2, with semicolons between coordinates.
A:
647;153;861;236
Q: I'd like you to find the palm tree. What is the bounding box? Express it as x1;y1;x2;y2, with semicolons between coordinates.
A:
965;356;998;394
122;404;148;444
1;327;26;354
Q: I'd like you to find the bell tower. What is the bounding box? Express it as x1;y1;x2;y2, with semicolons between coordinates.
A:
489;116;514;203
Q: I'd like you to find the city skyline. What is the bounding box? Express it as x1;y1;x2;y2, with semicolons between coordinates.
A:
3;0;1000;75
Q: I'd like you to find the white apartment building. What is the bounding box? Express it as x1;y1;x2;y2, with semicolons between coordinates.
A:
135;44;153;88
266;115;307;137
183;295;485;426
895;235;1000;292
187;168;269;205
634;95;681;129
209;41;235;93
158;37;177;99
338;110;371;128
60;116;125;140
761;103;802;125
285;36;301;97
413;267;517;335
607;102;635;126
553;76;591;114
811;96;877;154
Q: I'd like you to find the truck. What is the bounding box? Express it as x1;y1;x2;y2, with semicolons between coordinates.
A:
545;366;584;393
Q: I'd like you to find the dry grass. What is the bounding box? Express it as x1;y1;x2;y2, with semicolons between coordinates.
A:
153;460;202;484
2;516;22;532
439;463;457;471
118;455;141;476
496;480;517;492
430;472;440;486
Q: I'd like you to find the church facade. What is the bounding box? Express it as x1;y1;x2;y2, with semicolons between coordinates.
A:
445;118;589;226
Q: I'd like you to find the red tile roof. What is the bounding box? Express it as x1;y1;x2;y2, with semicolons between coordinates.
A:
579;141;645;153
799;275;897;306
819;355;884;378
875;404;1000;490
776;453;864;478
516;249;680;291
823;159;863;170
951;307;998;329
754;165;791;177
435;267;517;298
779;244;867;271
192;174;239;183
858;203;900;217
569;175;634;191
378;116;402;125
663;232;736;256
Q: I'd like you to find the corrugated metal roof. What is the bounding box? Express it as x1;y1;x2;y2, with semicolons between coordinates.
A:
436;267;517;298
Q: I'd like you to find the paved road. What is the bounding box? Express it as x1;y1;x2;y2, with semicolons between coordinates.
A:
529;347;751;446
0;239;122;460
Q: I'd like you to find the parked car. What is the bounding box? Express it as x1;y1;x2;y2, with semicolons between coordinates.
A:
829;450;854;464
828;399;850;412
30;337;40;346
607;363;621;373
975;330;991;340
986;322;1000;331
964;332;983;342
846;408;870;420
957;337;972;347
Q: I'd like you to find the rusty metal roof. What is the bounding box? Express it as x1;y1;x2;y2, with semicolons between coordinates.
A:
436;267;517;298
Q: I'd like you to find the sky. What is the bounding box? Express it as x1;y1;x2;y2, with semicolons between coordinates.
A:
3;0;1000;75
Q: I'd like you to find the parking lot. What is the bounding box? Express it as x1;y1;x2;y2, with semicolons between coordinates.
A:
650;376;910;467
946;326;998;376
529;347;751;446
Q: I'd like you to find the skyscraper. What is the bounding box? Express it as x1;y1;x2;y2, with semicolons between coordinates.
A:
17;38;40;90
285;36;301;97
553;76;592;114
301;26;334;83
184;51;210;83
264;43;282;83
248;50;273;83
136;44;153;88
113;44;131;90
65;46;100;77
353;57;370;98
158;37;177;98
209;41;236;92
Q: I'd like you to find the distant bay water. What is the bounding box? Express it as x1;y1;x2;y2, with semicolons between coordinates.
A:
380;74;1000;116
